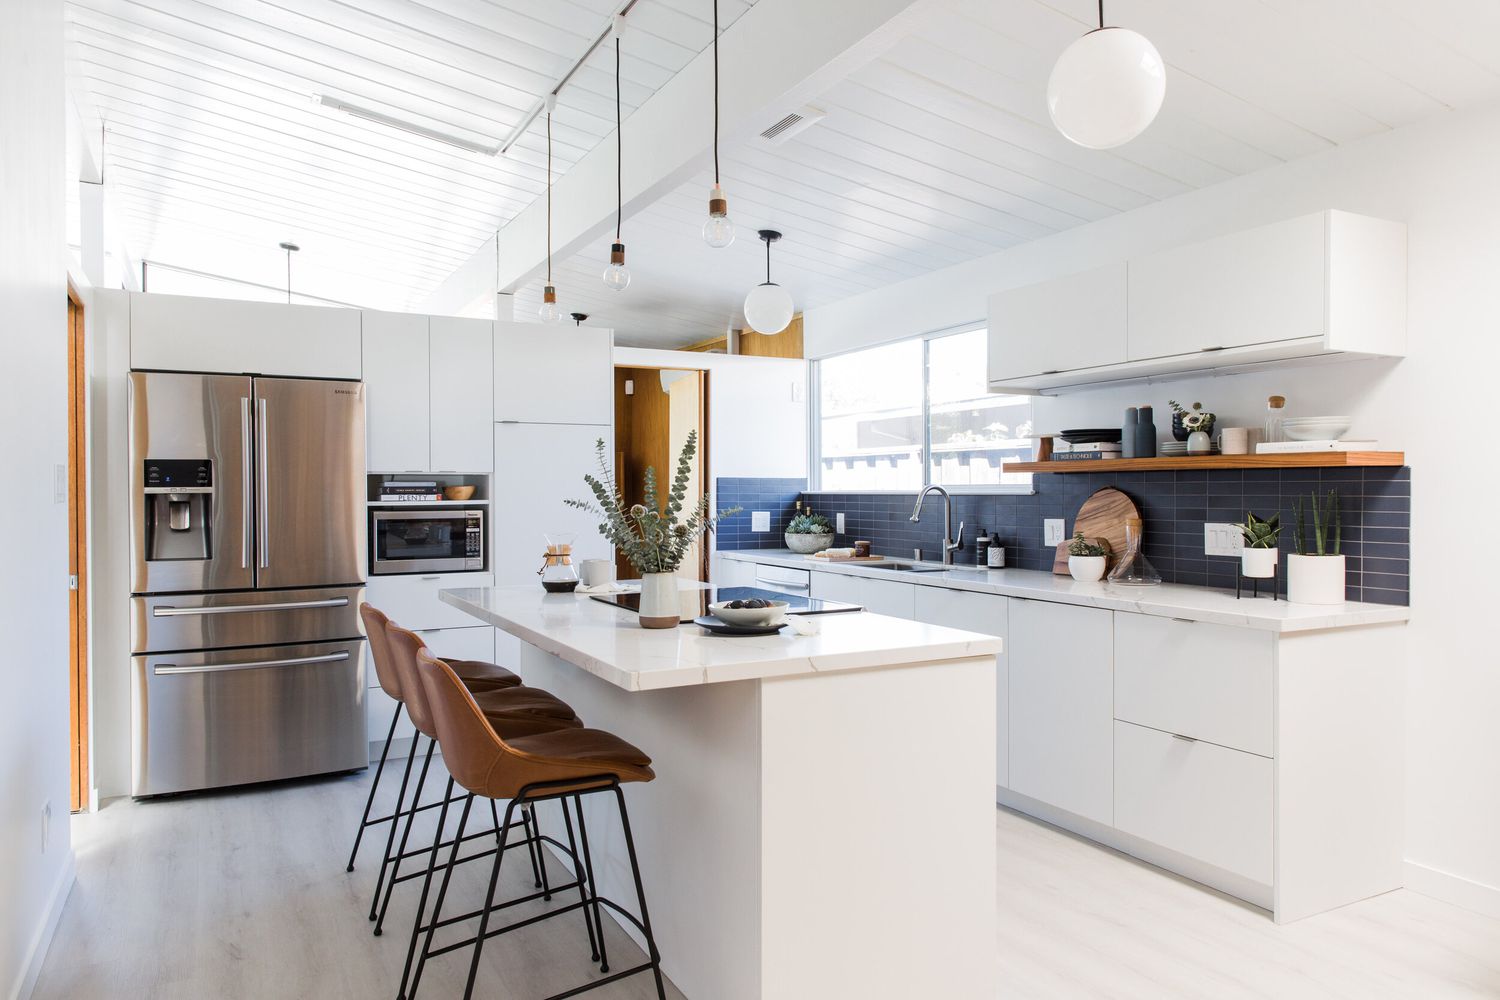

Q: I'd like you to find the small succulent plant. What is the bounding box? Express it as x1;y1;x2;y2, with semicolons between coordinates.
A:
1067;531;1111;558
786;510;833;535
1238;511;1282;550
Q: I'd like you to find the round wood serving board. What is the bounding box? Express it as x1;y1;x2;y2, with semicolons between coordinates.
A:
1052;487;1142;575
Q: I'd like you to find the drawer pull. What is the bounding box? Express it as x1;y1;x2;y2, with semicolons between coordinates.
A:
1170;733;1198;743
1171;617;1195;624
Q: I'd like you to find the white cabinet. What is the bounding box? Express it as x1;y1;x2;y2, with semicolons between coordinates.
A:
366;624;494;757
1007;599;1114;825
810;573;915;619
364;572;495;632
364;313;493;473
363;311;430;472
987;263;1126;384
493;423;613;588
429;317;494;472
494;320;613;425
130;292;362;378
714;557;758;589
913;587;1009;788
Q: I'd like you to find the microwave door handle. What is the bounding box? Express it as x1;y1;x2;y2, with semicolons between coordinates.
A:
240;397;252;569
256;397;269;569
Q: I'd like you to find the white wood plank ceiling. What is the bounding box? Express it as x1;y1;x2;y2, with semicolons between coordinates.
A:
64;0;760;308
523;0;1500;347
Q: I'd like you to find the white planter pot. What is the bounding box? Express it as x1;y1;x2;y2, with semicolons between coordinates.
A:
1286;554;1347;605
1240;547;1278;579
1068;555;1107;583
637;572;681;629
785;531;834;554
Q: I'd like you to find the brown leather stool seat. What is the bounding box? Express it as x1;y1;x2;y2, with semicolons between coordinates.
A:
504;728;656;787
446;658;523;693
473;685;580;725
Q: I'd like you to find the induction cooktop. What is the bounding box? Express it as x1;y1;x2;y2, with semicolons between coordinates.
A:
591;586;861;623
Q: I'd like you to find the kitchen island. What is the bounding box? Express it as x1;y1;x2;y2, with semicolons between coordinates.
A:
440;584;1000;1000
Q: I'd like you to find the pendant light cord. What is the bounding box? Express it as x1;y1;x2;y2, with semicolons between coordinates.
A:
546;110;552;284
1098;0;1104;28
615;36;623;241
712;0;720;184
764;235;771;284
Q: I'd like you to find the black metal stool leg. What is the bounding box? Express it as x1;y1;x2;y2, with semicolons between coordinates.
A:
573;793;610;973
519;806;543;891
408;793;474;1000
462;798;518;1000
560;795;601;964
614;786;667;1000
398;775;453;1000
370;733;421;920
376;734;435;935
348;704;401;872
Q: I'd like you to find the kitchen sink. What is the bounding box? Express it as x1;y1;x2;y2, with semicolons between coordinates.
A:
866;563;950;574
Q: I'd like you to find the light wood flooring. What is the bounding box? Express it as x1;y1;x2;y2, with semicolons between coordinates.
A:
32;763;1500;999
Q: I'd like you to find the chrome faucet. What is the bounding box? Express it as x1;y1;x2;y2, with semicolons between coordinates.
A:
910;485;964;566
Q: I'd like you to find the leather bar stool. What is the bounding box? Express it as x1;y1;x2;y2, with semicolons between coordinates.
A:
371;622;585;936
404;648;666;1000
347;603;526;874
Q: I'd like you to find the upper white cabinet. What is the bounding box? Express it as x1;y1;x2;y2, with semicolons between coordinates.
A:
130;292;362;378
363;311;430;473
494;320;613;425
987;263;1127;384
429;317;494;472
364;313;493;473
987;211;1406;394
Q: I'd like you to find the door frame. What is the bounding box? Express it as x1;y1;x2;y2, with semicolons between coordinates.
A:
67;284;90;811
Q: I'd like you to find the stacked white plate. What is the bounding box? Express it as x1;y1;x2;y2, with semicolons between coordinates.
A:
1160;441;1218;455
1281;416;1353;441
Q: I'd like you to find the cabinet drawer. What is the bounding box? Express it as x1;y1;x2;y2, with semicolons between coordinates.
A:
365;625;494;689
1114;721;1272;884
1115;614;1272;757
364;573;494;631
809;573;914;619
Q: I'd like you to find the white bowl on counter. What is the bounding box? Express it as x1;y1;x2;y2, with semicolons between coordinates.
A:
1281;416;1352;441
708;600;790;627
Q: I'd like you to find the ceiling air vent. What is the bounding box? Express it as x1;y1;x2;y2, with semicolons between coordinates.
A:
758;106;826;146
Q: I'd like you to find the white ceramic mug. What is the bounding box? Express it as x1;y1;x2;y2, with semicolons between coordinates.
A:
580;558;614;588
1216;426;1250;455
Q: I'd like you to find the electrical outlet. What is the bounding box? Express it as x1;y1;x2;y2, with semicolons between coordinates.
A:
41;801;51;853
1043;519;1066;547
1204;523;1244;557
835;512;845;534
751;511;770;532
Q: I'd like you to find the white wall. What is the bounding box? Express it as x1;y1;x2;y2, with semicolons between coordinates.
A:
805;103;1500;905
0;2;76;997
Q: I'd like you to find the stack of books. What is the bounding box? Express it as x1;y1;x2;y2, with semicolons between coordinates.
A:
378;480;443;502
1050;441;1123;462
1256;440;1378;454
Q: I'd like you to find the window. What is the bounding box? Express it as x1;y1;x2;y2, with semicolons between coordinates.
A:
812;328;1034;492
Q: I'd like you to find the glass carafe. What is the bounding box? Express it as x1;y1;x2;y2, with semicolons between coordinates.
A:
1107;518;1161;587
539;532;580;593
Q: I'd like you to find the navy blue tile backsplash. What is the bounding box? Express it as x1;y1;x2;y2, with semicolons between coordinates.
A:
717;469;1410;606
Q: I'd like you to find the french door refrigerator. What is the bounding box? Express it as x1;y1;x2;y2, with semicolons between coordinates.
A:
128;371;367;796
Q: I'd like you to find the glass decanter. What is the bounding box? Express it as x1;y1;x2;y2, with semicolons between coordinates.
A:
1107;517;1161;587
539;532;580;593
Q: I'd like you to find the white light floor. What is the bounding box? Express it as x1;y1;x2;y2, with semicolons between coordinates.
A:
32;763;1500;999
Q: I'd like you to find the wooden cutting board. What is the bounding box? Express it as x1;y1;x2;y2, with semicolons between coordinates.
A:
1052;487;1142;575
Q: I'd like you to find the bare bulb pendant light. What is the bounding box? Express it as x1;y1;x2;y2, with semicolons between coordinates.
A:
538;95;563;323
1048;0;1165;150
743;230;794;334
603;18;631;291
702;0;734;248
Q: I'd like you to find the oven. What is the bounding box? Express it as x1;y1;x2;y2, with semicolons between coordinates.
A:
370;507;485;575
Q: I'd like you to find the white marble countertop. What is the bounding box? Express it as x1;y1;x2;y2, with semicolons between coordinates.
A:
439;584;1003;692
721;549;1410;633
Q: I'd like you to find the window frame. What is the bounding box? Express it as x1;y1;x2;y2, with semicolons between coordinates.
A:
807;324;1036;496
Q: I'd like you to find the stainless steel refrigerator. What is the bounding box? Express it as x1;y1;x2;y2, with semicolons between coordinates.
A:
128;371;368;796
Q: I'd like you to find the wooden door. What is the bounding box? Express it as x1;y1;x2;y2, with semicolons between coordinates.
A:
68;291;89;811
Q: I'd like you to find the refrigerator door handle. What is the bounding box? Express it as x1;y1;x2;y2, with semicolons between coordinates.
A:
153;650;350;676
152;597;351;617
240;396;253;569
256;397;270;569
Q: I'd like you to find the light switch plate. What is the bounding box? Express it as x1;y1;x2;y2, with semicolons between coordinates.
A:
751;511;770;532
1204;522;1244;556
1043;518;1066;547
835;512;845;534
54;464;67;504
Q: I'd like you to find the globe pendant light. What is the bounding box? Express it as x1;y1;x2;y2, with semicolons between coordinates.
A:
602;19;631;291
1047;0;1165;150
701;0;734;248
538;96;563;322
743;230;794;334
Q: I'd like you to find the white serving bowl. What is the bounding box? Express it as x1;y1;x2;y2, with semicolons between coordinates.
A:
1281;416;1352;441
708;600;789;627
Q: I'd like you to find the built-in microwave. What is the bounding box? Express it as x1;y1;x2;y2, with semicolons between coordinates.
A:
370;507;485;575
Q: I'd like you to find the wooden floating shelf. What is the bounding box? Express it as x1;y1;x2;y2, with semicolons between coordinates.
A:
1009;451;1406;474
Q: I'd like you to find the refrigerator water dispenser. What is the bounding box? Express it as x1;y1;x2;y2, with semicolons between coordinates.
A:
143;459;213;561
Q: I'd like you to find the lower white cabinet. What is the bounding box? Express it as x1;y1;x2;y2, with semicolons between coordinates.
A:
714;557;758;589
810;573;915;619
364;572;495;631
913;587;1009;788
1007;599;1114;825
1113;720;1273;884
366;624;495;758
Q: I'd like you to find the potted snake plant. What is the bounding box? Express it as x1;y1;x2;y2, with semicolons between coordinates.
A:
1286;489;1346;605
1237;511;1281;579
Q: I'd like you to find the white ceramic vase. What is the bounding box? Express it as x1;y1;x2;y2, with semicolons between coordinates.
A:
1240;547;1278;580
1286;554;1346;605
1068;555;1107;583
637;572;680;629
1186;429;1212;455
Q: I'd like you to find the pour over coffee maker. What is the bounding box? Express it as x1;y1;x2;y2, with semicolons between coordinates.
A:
539;533;581;593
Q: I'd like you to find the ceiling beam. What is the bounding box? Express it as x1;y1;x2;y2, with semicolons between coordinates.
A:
423;0;925;307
